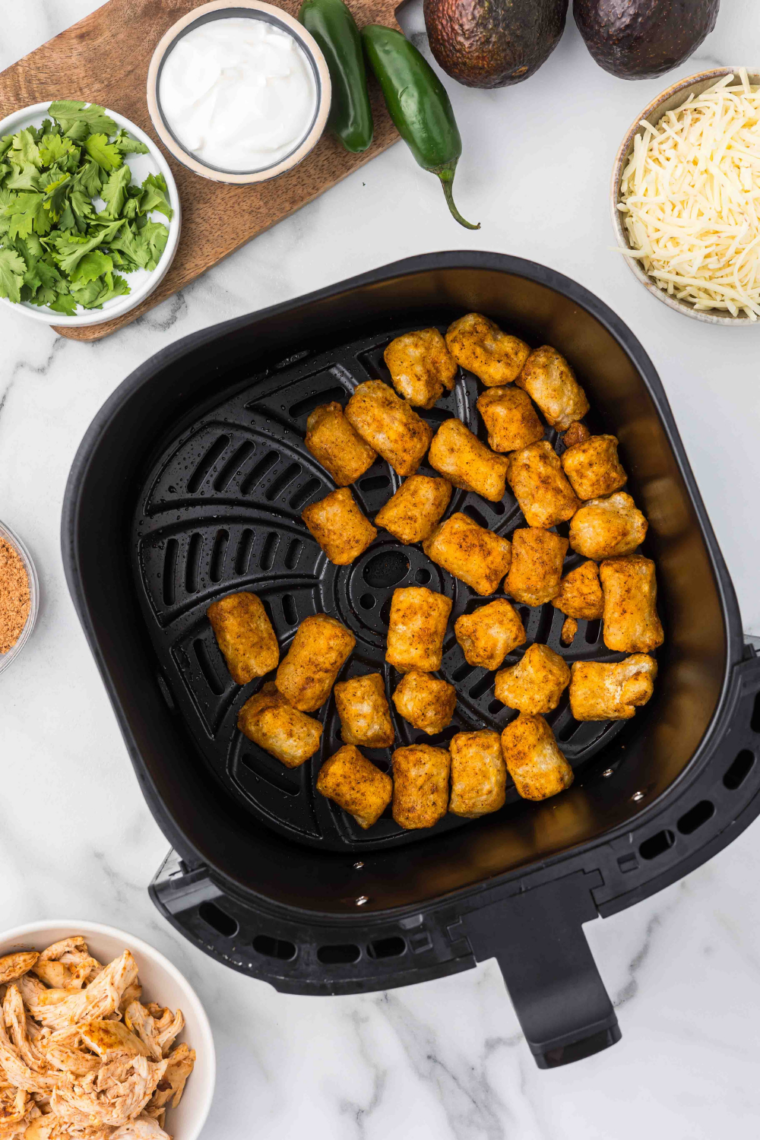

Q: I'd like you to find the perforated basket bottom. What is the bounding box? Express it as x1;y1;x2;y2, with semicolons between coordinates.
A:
132;325;629;851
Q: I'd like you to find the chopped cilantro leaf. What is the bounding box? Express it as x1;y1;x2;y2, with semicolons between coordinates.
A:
0;102;171;315
48;101;117;136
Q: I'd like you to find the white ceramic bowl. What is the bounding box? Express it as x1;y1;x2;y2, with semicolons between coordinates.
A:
0;920;215;1140
147;0;331;184
0;519;40;677
0;103;181;327
611;68;760;325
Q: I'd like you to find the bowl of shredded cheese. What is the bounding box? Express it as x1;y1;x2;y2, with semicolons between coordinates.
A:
613;68;760;323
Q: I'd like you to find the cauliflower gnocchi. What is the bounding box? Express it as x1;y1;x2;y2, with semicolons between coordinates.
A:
446;313;531;386
384;328;458;408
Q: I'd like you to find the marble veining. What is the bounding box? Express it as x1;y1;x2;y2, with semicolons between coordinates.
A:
1;3;760;1138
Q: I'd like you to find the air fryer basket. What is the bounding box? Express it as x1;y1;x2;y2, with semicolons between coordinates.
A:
63;253;760;1068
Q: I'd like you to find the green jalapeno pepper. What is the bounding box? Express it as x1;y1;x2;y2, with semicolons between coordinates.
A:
361;24;479;230
299;0;374;153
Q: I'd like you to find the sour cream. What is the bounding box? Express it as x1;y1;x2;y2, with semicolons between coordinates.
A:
159;17;317;173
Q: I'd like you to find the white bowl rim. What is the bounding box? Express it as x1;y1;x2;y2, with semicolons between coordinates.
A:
0;102;182;327
146;0;332;185
0;918;216;1140
611;66;760;326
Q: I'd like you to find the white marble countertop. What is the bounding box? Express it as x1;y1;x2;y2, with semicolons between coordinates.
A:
2;3;760;1138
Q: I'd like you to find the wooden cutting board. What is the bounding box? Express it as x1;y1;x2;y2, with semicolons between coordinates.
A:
0;0;400;341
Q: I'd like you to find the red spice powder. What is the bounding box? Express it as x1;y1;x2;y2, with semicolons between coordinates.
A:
0;537;30;654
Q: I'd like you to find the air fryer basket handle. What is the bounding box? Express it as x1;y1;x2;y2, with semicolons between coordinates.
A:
462;872;620;1068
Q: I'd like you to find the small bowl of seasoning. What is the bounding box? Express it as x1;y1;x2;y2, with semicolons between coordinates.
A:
147;0;332;184
612;67;760;324
0;520;39;675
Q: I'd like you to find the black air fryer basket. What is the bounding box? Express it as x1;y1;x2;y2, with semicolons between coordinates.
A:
63;253;760;1068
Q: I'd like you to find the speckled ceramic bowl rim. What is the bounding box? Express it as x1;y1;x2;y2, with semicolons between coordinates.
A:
146;0;332;185
611;67;760;326
0;519;39;676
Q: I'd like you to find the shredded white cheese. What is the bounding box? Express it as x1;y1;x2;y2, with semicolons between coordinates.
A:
618;69;760;319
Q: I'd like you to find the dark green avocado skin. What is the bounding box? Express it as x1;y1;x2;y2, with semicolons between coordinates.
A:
424;0;569;89
574;0;720;79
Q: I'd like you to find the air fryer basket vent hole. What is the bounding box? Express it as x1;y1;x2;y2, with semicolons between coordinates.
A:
290;477;321;511
198;901;238;938
289;386;344;420
193;639;224;695
585;619;601;644
752;692;760;734
209;529;229;583
214;440;255;492
284;539;302;570
162;539;178;606
360;474;391;493
317;943;361;964
724;749;755;790
464;504;488;529
359;594;376;611
261;533;280;571
241;450;277;495
678;799;715;835
282;594;298;625
363;550;409;589
415;568;431;584
187;434;230;493
266;463;301;503
367;936;406;960
235;528;255;575
185;534;203;594
253;934;297;961
639;829;675;861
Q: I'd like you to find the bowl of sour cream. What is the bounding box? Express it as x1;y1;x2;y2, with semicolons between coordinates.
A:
147;0;331;183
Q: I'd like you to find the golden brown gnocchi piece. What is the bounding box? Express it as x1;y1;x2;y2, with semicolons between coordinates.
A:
345;380;433;476
506;441;580;529
551;561;604;620
516;347;590;430
570;655;658;720
569;492;648;561
423;513;512;597
449;730;507;818
276;613;355;712
445;313;531;386
428;418;509;502
316;745;393;829
334;673;395;748
305;402;377;486
501;713;574;801
600;556;664;653
505;528;568;607
494;644;571;714
392;670;456;735
384;328;458;409
561;433;627;500
392;744;451;829
454;598;526;670
476;385;545;453
238;683;323;768
386;586;452;674
301;487;377;565
206;591;279;684
374;475;452;544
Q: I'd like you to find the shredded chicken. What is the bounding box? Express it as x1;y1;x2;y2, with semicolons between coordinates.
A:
0;940;194;1140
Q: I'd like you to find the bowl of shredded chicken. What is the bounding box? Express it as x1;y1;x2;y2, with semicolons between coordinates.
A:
0;923;215;1140
613;67;760;323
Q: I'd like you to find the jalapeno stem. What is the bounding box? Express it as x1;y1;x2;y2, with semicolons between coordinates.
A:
437;163;480;230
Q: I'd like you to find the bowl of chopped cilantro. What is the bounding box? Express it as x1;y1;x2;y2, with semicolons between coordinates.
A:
0;100;180;325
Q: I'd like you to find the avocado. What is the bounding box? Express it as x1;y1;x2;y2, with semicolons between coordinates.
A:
424;0;569;89
573;0;720;80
